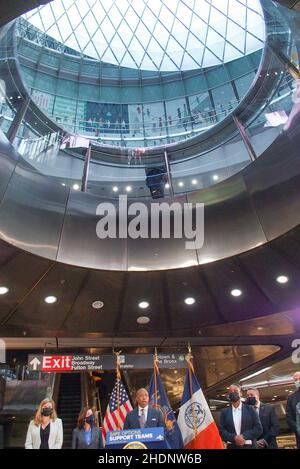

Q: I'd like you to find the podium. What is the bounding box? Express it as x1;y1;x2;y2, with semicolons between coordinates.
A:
105;427;167;449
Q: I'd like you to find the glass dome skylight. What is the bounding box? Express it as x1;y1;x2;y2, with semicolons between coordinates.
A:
24;0;265;71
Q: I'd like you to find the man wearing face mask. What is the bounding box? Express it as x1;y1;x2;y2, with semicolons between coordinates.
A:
219;384;262;449
286;371;300;449
245;388;279;449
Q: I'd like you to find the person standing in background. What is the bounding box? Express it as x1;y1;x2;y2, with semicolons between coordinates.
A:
25;399;63;449
286;371;300;449
219;384;262;449
246;388;280;448
72;407;103;449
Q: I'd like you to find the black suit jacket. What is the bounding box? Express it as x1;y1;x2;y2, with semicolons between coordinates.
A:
123;406;165;430
219;403;262;449
286;390;300;449
258;403;280;449
72;426;103;449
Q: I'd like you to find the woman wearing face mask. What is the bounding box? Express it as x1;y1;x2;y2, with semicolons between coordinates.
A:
25;399;63;449
72;407;103;449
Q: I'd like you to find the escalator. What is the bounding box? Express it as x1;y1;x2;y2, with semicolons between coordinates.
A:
57;373;81;449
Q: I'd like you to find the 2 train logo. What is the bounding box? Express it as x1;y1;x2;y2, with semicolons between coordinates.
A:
291;339;300;364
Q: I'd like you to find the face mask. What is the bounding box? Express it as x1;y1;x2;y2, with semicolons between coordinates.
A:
245;396;257;406
228;392;240;403
85;415;94;425
295;381;300;390
42;408;53;417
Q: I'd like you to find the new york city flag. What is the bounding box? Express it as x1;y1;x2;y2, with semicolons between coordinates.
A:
177;361;223;449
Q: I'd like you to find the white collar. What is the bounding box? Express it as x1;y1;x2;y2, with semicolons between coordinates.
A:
232;402;243;411
138;405;148;413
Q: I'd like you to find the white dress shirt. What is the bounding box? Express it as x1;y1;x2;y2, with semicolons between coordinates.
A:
232;402;243;435
232;403;252;445
255;401;261;414
138;405;148;425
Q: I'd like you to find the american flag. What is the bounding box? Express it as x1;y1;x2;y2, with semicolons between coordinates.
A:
102;378;132;442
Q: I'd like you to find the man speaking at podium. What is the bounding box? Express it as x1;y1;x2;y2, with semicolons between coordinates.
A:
123;388;165;430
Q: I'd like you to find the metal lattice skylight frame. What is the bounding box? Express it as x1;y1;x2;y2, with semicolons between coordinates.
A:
23;0;266;71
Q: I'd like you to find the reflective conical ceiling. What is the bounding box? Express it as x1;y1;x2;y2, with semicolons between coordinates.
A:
24;0;265;71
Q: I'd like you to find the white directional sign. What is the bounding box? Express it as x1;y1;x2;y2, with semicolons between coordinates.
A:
29;357;41;371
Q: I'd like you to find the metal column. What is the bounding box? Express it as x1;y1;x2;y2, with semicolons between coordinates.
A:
81;143;92;192
7;96;30;144
164;149;174;197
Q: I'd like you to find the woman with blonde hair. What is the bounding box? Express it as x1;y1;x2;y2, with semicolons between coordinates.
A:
25;398;63;449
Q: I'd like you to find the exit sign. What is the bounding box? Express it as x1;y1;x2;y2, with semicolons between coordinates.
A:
29;355;73;372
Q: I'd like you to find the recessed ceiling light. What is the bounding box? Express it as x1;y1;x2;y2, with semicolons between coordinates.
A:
230;289;242;297
73;183;80;190
212;174;219;181
92;300;104;309
178;181;184;187
138;301;149;309
126;186;132;192
184;297;195;305
165;183;170;189
191;179;198;185
112;186;119;192
61;183;66;187
276;275;289;284
0;286;9;295
137;316;150;325
44;296;57;304
257;326;264;331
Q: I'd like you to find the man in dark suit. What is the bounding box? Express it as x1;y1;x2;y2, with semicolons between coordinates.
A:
286;371;300;449
219;384;262;449
246;388;280;448
123;388;165;430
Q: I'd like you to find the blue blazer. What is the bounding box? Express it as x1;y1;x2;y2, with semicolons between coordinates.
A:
72;426;103;449
123;406;165;430
219;403;262;448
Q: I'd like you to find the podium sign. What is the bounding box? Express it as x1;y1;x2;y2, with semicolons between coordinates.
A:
106;427;166;449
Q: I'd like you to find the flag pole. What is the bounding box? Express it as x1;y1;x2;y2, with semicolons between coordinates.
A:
153;347;159;408
187;343;197;441
114;350;122;431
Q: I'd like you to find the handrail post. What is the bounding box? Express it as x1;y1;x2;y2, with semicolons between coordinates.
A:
232;114;257;162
